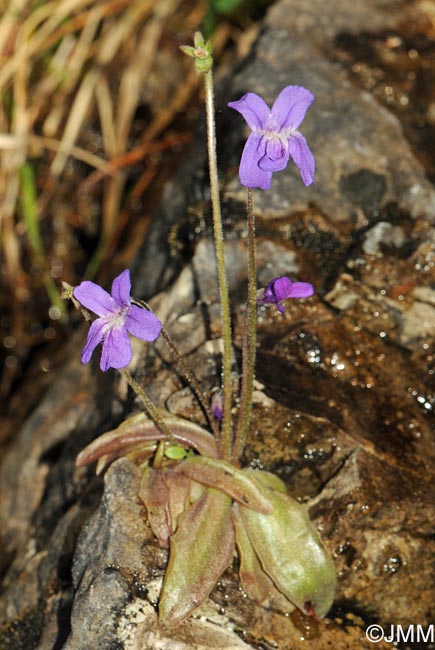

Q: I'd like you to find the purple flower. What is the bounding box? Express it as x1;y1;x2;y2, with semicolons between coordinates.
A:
257;276;314;314
228;85;315;190
73;269;161;371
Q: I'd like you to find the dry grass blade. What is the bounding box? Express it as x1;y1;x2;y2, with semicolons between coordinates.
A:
50;1;156;178
0;0;236;410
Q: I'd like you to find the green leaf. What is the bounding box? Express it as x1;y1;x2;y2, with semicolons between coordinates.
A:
233;503;285;606
174;456;274;514
159;488;234;627
243;467;288;493
95;440;157;475
236;471;336;619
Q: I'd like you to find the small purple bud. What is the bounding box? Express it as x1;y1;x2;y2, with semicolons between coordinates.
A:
211;390;223;422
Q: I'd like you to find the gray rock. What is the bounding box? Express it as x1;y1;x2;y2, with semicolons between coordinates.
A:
223;3;435;223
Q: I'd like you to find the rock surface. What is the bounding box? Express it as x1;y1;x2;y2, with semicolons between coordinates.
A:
1;0;435;648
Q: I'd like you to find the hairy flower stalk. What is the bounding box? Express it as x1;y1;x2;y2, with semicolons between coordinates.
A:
233;187;257;462
161;322;223;440
119;369;176;446
203;66;233;460
181;33;233;458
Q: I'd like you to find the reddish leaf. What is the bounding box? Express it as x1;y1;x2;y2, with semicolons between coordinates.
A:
95;441;157;475
76;411;218;468
138;467;171;547
174;456;274;514
164;469;193;533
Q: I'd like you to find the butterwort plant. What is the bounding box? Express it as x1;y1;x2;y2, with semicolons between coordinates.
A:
70;31;336;630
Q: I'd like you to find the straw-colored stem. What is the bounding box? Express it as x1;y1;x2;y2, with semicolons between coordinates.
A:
119;368;175;444
153;441;167;468
233;188;257;461
203;68;233;460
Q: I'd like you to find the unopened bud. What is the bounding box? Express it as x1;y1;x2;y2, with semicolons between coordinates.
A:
180;31;213;74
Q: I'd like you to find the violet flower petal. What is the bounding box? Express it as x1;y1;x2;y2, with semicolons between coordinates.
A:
125;304;162;341
74;269;162;371
239;133;272;189
270;276;293;300
259;138;290;172
271;85;314;130
288;282;314;298
257;277;291;304
73;281;116;316
288;133;315;186
81;318;105;364
227;92;270;130
100;327;132;371
111;269;131;307
228;85;315;190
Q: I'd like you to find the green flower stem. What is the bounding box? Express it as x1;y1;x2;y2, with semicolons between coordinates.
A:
233;188;257;462
119;368;176;445
204;68;233;460
132;297;221;440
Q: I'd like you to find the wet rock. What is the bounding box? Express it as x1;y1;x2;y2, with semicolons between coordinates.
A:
312;448;434;625
362;222;406;255
340;170;387;222
1;0;435;648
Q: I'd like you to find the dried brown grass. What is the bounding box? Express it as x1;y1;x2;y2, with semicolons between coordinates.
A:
0;0;220;400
